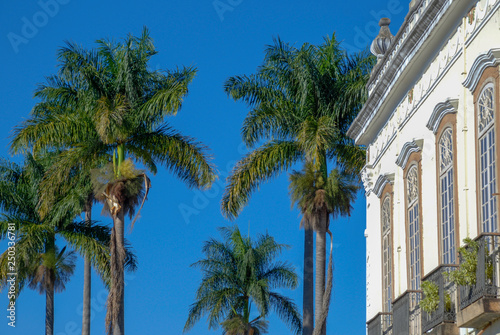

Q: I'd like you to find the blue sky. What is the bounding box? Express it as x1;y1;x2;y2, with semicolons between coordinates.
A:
0;1;406;334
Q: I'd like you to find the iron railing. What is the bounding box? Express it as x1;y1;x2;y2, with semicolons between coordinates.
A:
421;265;458;332
367;312;392;335
459;233;500;310
393;290;422;335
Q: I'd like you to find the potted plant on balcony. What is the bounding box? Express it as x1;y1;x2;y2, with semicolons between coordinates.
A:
421;281;452;313
445;238;494;287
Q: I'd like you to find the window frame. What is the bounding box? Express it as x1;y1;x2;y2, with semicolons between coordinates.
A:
403;151;424;291
474;66;500;234
434;114;459;265
380;183;394;313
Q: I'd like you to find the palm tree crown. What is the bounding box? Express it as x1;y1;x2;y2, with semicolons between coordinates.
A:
221;35;372;219
184;226;302;335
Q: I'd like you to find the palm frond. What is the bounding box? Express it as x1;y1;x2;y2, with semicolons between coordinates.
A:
221;140;302;220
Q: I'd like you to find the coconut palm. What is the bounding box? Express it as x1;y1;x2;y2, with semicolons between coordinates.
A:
221;35;373;334
289;163;359;334
184;226;302;335
0;154;132;335
11;28;216;335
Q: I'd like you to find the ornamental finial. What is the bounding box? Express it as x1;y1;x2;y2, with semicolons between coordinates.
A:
370;18;394;62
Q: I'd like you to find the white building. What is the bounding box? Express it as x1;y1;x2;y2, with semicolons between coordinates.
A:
347;0;500;334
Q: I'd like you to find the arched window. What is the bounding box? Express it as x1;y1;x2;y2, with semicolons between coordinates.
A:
381;195;392;312
407;165;421;290
478;84;498;233
439;127;456;264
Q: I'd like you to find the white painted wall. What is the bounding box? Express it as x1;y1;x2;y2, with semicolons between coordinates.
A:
364;0;500;328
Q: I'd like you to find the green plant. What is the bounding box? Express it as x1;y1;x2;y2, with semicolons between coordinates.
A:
446;238;479;285
444;291;452;311
420;281;439;313
445;237;494;286
420;280;453;313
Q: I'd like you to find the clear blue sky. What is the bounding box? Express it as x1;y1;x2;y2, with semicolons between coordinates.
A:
0;1;406;334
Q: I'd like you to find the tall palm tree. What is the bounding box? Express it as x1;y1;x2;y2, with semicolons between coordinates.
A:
30;245;77;335
289;163;359;334
0;154;128;335
11;28;216;335
184;226;302;335
221;35;373;335
11;54;105;335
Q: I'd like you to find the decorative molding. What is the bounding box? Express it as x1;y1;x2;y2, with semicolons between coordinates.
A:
361;165;374;196
426;99;459;134
463;49;500;91
373;174;395;198
362;0;500;166
349;0;500;147
347;0;454;142
396;140;423;169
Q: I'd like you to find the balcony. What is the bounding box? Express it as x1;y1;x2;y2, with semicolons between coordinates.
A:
457;233;500;329
393;290;422;335
421;265;459;335
367;312;392;335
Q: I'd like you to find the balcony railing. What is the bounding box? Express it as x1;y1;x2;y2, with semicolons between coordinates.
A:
459;233;500;310
367;312;393;335
393;290;422;335
421;265;458;332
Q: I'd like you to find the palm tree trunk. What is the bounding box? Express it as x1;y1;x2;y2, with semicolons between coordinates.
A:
110;209;125;335
315;228;326;335
46;282;54;335
312;230;334;335
316;155;328;335
303;227;314;335
46;235;56;335
82;201;92;335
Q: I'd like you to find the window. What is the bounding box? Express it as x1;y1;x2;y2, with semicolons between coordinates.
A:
439;127;456;264
407;165;421;290
381;195;392;312
478;84;498;233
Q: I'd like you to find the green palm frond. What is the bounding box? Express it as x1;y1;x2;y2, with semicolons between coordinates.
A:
289;163;359;226
128;125;216;189
0;154;114;296
222;34;372;221
138;66;197;126
268;291;302;334
184;226;301;334
28;245;76;294
221;140;302;220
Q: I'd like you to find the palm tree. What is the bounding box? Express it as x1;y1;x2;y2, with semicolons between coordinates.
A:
11;28;216;335
289;163;359;334
11;54;105;335
184;226;302;335
29;245;77;335
221;35;373;334
0;154;129;335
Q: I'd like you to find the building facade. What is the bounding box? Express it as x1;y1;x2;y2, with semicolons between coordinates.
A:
347;0;500;334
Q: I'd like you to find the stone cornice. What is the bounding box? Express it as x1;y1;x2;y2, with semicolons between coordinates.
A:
463;48;500;91
396;140;423;169
347;0;476;145
348;0;451;143
363;0;500;167
373;174;395;198
426;98;459;134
